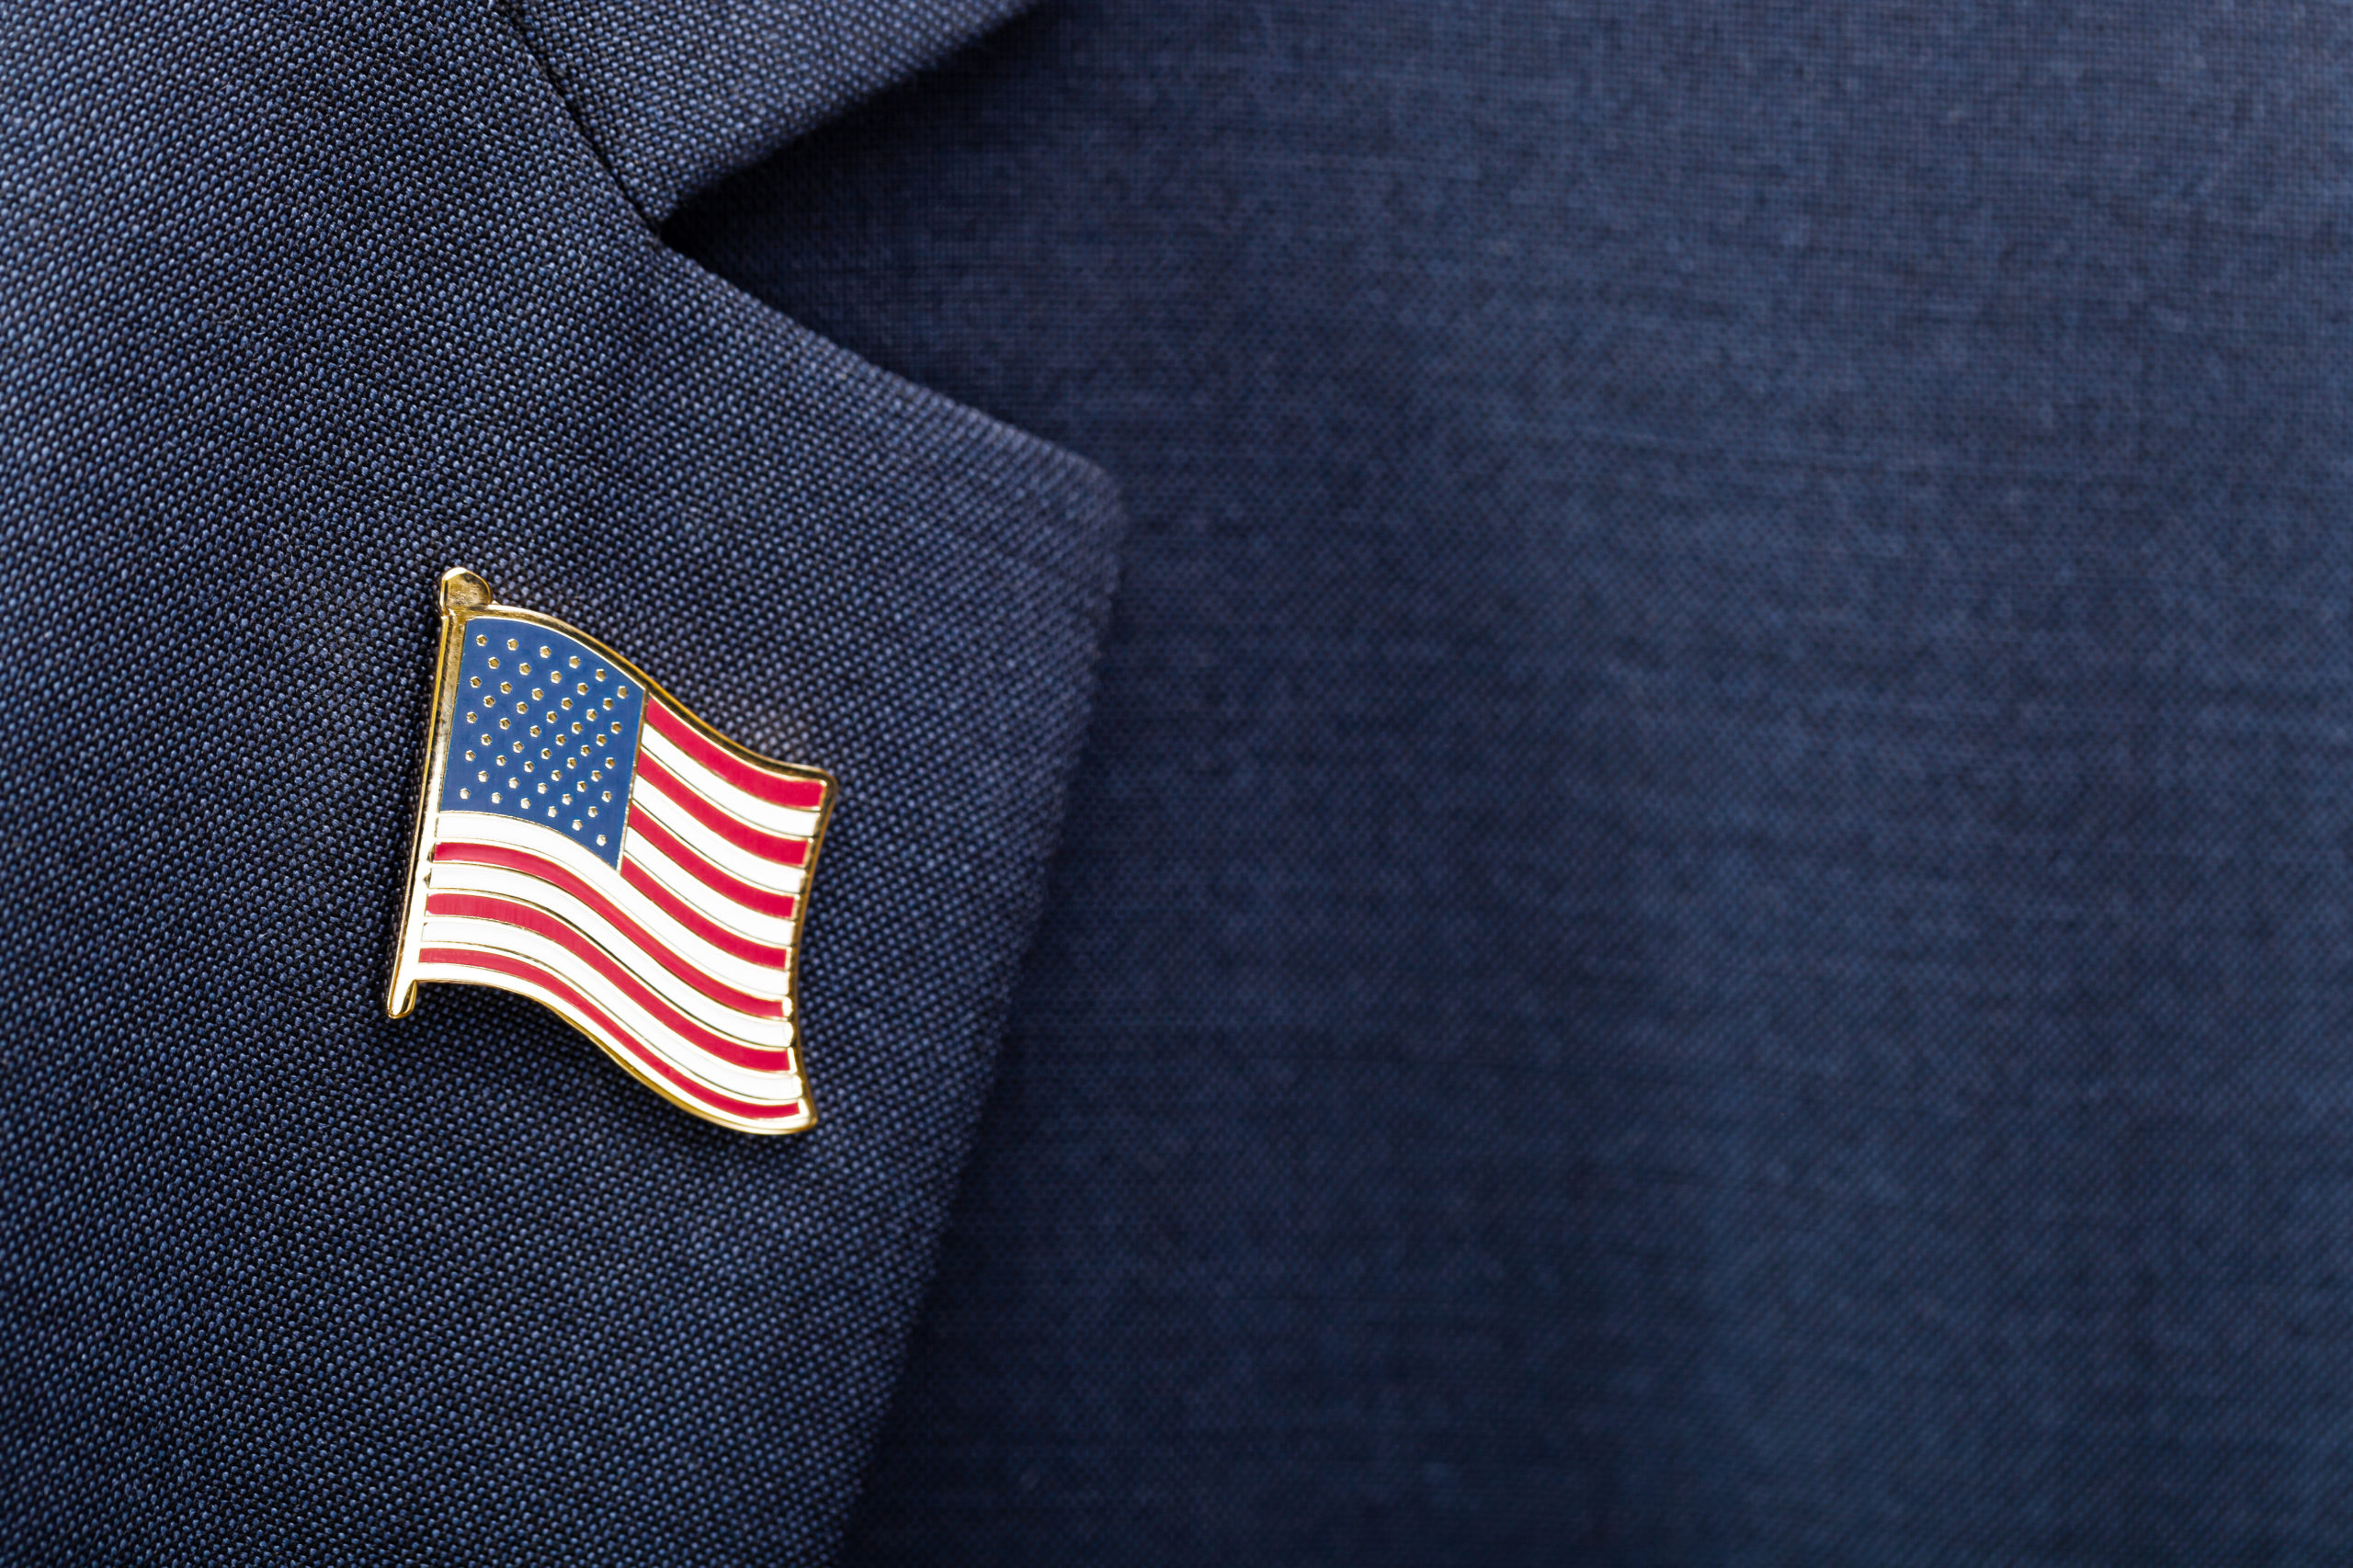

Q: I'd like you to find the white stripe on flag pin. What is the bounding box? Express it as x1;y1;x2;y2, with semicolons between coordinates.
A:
387;567;836;1134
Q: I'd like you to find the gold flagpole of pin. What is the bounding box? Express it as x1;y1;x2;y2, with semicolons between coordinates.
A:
385;566;495;1017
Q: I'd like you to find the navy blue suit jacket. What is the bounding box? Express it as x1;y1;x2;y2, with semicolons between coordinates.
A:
11;0;2353;1562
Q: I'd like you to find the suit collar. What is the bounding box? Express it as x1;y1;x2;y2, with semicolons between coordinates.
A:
502;0;1043;221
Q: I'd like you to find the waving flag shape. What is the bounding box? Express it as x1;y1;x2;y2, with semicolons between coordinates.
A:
389;569;835;1133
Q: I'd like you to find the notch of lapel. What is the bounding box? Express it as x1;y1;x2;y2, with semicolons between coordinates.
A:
498;0;1046;222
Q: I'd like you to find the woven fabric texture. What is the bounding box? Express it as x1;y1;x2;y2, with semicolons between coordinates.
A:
0;2;1118;1562
503;0;1033;222
674;0;2353;1561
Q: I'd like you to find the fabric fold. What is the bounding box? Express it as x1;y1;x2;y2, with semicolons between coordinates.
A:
500;0;1040;221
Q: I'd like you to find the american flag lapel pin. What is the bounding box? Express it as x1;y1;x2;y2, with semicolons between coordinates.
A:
386;567;835;1134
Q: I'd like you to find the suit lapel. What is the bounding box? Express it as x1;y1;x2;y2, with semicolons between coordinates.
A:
501;0;1047;220
0;0;1121;1556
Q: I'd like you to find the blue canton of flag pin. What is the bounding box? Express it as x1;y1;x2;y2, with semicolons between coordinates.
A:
387;567;836;1134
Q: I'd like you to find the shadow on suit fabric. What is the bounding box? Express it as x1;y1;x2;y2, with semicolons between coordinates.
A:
674;0;2353;1560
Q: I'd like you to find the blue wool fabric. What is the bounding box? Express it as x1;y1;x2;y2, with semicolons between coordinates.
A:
0;3;1119;1562
672;1;2353;1562
504;0;1032;222
15;0;2353;1561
